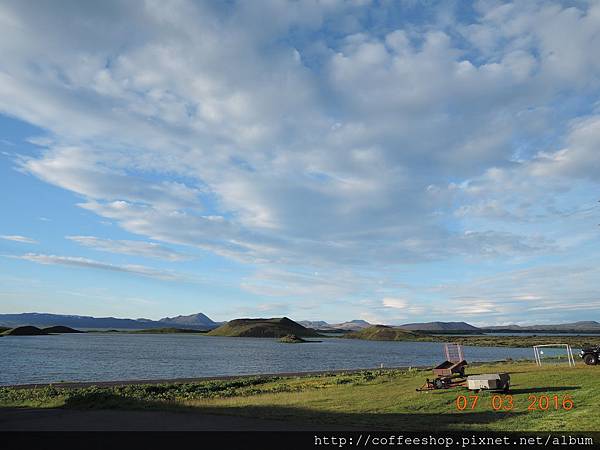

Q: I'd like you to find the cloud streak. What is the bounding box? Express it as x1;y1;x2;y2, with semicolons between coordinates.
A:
8;253;184;281
0;235;38;244
66;235;192;262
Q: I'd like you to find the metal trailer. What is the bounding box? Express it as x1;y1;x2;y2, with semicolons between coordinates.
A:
417;373;467;391
432;359;467;377
416;343;468;391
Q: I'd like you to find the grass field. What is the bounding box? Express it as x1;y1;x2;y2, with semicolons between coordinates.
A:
1;360;598;431
429;335;600;348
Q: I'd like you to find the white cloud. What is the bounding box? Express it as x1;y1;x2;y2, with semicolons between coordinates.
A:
8;253;184;281
529;115;600;180
66;235;191;262
382;297;408;309
1;1;600;321
19;146;202;210
427;262;600;324
0;235;38;244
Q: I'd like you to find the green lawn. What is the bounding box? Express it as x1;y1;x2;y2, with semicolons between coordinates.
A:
1;360;598;431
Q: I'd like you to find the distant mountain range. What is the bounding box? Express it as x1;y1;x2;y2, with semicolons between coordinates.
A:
483;321;600;332
158;313;219;328
299;320;478;332
299;319;372;331
2;313;598;333
301;319;600;332
399;321;480;331
0;312;221;330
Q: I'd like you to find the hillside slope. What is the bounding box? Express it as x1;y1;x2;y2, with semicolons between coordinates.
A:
2;326;49;336
299;319;372;331
208;317;320;338
344;325;423;341
399;321;479;331
42;326;83;334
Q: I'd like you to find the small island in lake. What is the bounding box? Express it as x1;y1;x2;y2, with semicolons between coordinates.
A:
279;334;308;343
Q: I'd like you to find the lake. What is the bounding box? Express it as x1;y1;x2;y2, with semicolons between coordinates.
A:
0;333;575;386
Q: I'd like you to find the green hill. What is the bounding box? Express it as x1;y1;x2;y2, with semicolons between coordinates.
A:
207;317;320;338
42;326;83;334
132;327;206;334
1;326;49;336
344;325;424;341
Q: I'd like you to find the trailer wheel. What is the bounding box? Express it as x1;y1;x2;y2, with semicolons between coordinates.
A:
583;354;598;365
433;378;444;389
502;381;510;393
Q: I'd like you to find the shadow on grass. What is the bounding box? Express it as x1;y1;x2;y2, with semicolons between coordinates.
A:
60;391;528;431
467;371;531;375
507;386;580;395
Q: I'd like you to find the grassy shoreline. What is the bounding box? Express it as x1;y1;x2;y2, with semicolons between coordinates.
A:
418;334;599;348
1;360;598;431
344;326;600;348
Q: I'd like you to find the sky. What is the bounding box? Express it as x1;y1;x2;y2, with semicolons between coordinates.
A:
0;0;599;326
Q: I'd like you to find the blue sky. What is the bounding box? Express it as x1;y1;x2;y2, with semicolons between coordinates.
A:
1;0;599;325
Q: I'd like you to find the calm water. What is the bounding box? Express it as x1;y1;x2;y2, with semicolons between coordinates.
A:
0;333;571;386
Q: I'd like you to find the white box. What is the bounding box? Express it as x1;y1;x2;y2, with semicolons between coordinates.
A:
466;373;510;390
